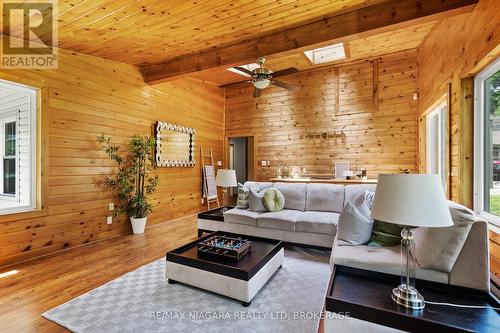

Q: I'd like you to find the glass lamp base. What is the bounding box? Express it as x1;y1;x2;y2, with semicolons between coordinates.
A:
392;284;425;310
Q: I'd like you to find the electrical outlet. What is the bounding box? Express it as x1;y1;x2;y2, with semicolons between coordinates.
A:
217;161;222;166
107;216;112;225
109;202;114;211
201;198;205;204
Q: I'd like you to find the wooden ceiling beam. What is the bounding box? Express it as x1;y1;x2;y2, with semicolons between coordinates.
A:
142;0;478;84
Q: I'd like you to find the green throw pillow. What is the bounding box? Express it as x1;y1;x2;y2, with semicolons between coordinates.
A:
262;188;285;212
369;221;403;247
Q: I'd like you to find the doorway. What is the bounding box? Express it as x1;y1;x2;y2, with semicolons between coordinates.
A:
228;136;255;197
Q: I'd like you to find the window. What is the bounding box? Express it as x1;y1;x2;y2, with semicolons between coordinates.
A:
227;63;260;77
0;80;37;214
1;116;17;196
425;99;448;192
474;57;500;225
303;43;346;64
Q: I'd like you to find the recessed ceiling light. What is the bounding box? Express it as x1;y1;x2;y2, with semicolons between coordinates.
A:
227;63;260;77
304;43;346;64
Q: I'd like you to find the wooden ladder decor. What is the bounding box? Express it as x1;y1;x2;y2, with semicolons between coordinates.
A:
201;147;220;210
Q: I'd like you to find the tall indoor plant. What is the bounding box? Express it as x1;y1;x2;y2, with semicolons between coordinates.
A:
98;134;159;234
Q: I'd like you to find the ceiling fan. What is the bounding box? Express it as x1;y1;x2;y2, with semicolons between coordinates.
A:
232;57;299;97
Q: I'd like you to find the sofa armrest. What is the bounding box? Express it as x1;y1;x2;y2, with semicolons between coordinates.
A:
329;237;339;271
449;220;490;291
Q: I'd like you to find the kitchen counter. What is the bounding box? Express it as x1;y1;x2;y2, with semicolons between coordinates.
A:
268;177;377;184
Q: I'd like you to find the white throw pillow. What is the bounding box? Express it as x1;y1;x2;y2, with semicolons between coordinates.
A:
248;187;268;212
411;201;481;272
336;198;374;246
236;182;258;209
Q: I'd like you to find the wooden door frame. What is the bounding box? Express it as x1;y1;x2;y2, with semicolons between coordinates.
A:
418;84;452;198
225;134;257;181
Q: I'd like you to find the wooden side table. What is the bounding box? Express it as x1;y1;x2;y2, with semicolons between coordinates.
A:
325;265;500;332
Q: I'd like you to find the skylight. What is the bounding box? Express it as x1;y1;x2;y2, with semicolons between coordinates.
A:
304;43;346;64
227;63;260;77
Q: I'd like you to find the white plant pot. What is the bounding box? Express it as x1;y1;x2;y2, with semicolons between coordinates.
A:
130;216;147;234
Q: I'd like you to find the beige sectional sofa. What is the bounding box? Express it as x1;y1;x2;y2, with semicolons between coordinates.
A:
197;181;376;248
329;217;490;291
198;180;490;292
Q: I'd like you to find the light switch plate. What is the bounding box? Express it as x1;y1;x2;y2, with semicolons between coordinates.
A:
217;161;222;166
266;161;271;166
107;216;112;224
261;160;267;166
109;202;114;211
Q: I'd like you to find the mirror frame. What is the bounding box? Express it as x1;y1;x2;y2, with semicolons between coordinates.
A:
155;121;196;167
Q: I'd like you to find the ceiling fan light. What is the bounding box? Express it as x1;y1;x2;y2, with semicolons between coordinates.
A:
253;79;270;89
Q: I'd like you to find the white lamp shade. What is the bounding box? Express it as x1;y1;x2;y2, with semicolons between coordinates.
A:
371;174;453;228
215;169;237;187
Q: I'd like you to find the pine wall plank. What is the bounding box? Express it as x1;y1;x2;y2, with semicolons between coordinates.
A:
225;50;419;181
417;0;500;279
0;49;224;267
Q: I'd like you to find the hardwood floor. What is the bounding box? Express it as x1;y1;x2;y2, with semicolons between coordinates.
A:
0;215;198;333
0;213;327;333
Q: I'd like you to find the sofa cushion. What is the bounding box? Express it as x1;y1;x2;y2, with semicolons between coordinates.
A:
336;201;374;246
344;184;377;207
295;211;339;235
331;244;448;284
223;208;262;227
305;183;344;213
263;188;285;212
411;201;480;273
257;209;302;231
274;182;307;211
248;187;268;212
369;221;403;247
236;182;258;209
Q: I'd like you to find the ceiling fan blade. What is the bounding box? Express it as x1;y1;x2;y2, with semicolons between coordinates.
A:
271;67;299;78
233;66;255;76
273;80;299;92
253;87;262;98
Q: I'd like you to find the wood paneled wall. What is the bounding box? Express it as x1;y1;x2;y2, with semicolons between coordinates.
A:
418;0;500;279
225;50;418;181
0;49;224;267
418;0;500;206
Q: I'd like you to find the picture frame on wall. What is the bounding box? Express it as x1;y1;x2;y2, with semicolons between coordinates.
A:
334;162;349;180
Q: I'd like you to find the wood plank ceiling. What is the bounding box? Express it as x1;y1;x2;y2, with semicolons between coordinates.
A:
7;0;476;85
57;0;382;66
190;21;436;85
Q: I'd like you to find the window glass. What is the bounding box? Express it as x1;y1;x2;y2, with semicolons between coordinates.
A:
484;69;500;216
4;121;15;156
3;159;15;195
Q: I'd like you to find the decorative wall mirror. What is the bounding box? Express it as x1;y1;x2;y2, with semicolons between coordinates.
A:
155;121;196;167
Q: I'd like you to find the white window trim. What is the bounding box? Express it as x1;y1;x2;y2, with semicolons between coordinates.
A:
0;79;37;214
425;98;448;193
426;102;446;172
473;57;500;227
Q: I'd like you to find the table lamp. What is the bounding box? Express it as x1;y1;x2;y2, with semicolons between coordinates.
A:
371;174;453;310
215;169;237;211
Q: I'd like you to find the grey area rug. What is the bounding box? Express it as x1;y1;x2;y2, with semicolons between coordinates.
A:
43;246;331;333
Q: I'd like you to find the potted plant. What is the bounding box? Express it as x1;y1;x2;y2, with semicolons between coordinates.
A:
98;134;159;234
